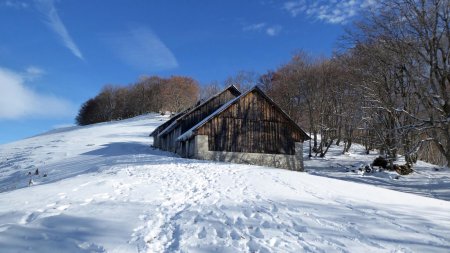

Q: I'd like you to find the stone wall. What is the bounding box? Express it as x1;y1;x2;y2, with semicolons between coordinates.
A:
191;135;304;171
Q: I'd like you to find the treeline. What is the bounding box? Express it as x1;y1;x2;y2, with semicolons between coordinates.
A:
76;0;449;166
257;0;449;166
76;76;199;125
202;0;449;166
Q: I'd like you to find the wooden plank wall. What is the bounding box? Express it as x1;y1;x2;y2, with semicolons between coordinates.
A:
180;90;238;133
197;91;304;155
160;89;239;152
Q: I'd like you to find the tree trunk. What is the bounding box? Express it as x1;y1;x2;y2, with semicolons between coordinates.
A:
336;125;342;146
313;131;318;150
308;131;312;158
320;139;334;157
345;138;352;153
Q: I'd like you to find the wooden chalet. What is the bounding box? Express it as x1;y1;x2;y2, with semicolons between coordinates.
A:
151;85;241;153
150;85;310;171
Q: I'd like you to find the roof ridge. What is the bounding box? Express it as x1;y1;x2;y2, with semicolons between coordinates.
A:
156;85;241;137
177;85;310;142
177;86;259;141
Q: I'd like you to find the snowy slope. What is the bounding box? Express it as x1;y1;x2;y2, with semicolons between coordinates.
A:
0;114;449;253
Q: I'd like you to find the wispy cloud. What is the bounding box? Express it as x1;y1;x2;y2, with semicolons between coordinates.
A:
24;66;45;80
104;26;178;71
243;23;267;32
1;0;28;9
243;23;282;36
266;25;282;36
283;0;376;24
35;0;83;60
0;67;74;120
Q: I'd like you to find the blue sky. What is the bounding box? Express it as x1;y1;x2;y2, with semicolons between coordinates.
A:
0;0;374;144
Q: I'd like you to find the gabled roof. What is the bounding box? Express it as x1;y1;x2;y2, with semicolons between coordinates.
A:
177;86;310;141
156;85;241;137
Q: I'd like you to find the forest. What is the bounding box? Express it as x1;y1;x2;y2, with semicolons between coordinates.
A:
76;0;449;166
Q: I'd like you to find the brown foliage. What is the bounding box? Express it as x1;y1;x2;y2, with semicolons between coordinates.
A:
76;75;200;125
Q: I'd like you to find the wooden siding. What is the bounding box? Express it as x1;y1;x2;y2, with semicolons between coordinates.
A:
196;90;304;155
179;89;239;133
158;87;240;152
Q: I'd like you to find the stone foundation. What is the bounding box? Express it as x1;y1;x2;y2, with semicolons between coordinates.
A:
189;135;304;171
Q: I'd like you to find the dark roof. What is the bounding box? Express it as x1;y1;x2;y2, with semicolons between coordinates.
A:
178;86;310;141
156;85;241;137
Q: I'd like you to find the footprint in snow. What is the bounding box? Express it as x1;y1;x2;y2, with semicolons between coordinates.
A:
230;229;241;240
225;216;234;226
243;209;252;218
247;239;270;253
193;214;201;223
234;217;244;227
261;220;272;229
292;222;308;232
20;212;40;224
214;226;227;239
252;212;262;219
198;227;207;239
252;227;264;238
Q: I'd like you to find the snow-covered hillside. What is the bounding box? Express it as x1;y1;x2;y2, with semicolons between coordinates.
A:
0;114;449;253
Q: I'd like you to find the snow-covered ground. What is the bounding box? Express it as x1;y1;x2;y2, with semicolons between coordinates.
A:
0;114;449;252
305;143;450;202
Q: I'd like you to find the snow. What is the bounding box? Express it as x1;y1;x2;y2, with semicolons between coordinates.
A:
0;114;449;252
304;143;450;201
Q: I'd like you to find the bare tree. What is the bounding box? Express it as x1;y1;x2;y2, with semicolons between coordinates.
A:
200;81;223;100
350;0;450;165
162;76;200;113
224;70;258;92
76;75;200;125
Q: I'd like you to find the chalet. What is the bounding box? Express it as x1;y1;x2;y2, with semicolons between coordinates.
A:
150;85;310;171
150;85;241;152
